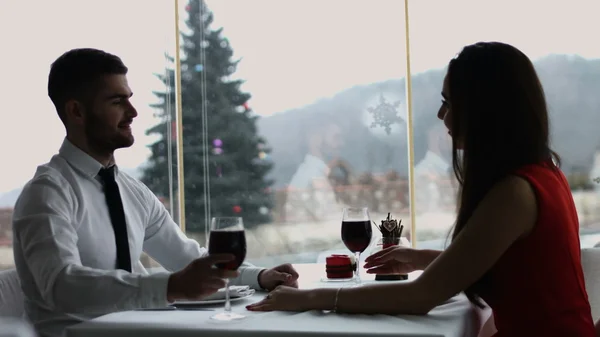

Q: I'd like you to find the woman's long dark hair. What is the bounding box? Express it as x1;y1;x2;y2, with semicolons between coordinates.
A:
447;42;560;306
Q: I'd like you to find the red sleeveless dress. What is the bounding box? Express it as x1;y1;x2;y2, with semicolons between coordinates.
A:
478;161;595;337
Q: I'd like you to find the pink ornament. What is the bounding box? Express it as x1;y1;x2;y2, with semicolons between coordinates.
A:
233;205;242;214
171;122;177;141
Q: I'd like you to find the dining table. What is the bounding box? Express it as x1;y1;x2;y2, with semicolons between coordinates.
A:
66;263;489;337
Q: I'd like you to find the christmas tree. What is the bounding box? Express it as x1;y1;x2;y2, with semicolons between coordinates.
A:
142;0;274;231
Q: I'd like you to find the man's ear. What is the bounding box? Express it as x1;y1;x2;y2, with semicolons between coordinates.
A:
64;99;86;126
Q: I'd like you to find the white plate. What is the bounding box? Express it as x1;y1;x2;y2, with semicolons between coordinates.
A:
172;292;255;306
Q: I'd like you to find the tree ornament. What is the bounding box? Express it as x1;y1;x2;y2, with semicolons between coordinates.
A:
170;121;177;141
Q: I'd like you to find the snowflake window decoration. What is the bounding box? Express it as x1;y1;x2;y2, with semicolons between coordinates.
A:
367;94;405;135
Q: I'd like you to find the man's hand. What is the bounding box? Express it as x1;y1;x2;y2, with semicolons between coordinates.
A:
258;263;299;290
167;254;239;302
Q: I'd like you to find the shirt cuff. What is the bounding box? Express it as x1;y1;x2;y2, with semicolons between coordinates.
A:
139;272;171;307
237;266;266;290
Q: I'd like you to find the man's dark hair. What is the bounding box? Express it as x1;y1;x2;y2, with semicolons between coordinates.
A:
48;48;128;122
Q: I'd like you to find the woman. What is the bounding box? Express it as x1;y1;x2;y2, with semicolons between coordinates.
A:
246;42;596;336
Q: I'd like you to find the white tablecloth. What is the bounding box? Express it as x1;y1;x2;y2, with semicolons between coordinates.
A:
67;264;488;337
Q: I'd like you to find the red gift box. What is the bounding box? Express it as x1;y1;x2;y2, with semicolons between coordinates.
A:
325;254;355;279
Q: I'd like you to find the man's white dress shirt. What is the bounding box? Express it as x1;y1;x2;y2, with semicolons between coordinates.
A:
286;154;342;222
12;139;264;337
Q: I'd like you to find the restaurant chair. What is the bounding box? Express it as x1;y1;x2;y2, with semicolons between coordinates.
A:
0;269;24;318
0;269;35;337
581;248;600;322
0;318;36;337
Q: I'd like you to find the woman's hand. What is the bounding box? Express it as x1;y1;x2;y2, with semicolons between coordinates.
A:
246;286;330;312
364;246;432;275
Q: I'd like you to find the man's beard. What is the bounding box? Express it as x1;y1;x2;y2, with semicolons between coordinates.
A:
84;115;134;154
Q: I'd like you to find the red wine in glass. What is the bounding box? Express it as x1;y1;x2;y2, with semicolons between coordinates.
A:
208;230;246;271
208;217;246;321
341;207;372;284
341;221;372;253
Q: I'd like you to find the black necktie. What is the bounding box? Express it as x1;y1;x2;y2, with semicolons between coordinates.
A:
98;166;132;272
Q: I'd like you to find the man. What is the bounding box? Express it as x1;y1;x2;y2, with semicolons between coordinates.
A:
286;117;344;222
414;124;452;213
12;48;298;337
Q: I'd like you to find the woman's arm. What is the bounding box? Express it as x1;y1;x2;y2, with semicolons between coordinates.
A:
417;249;443;270
311;175;537;314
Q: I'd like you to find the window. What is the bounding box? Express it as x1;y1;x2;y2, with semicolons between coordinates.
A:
2;0;599;272
157;0;411;267
0;0;178;270
409;0;600;249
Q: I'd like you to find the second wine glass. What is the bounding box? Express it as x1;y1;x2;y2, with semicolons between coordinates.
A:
341;207;372;284
208;217;247;321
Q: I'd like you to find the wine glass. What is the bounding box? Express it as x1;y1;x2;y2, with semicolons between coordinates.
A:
341;207;372;284
208;217;247;321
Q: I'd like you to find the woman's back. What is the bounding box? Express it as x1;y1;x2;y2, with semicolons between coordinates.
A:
480;161;595;337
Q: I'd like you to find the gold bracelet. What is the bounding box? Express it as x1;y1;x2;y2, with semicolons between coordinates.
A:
333;287;342;312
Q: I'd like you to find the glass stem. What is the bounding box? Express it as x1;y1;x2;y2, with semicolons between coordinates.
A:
354;252;361;283
224;278;231;313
